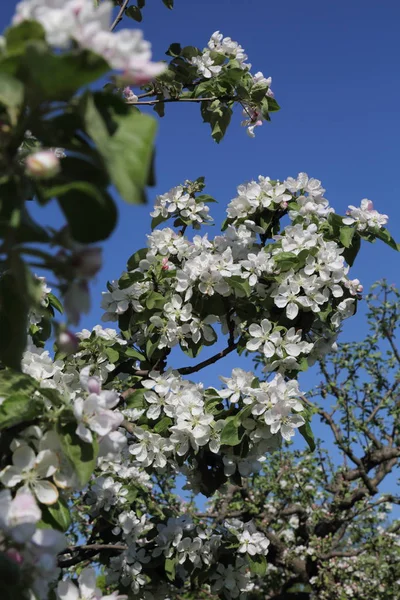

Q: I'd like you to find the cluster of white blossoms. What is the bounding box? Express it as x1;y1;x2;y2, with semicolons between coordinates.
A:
343;198;389;231
188;31;274;137
12;0;165;83
0;170;391;598
0;488;66;599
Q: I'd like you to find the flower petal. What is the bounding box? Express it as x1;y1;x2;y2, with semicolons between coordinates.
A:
13;445;36;471
33;480;59;505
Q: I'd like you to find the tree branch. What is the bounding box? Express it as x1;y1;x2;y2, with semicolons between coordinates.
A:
110;0;130;32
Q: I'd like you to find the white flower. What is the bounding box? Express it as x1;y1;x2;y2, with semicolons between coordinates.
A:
0;488;41;543
73;391;123;444
264;405;305;441
0;446;59;505
190;50;222;78
343;199;388;231
219;368;255;403
58;566;127;600
246;319;275;356
13;0;164;84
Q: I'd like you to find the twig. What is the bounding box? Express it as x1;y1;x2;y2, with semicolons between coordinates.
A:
177;342;238;375
127;95;235;106
110;0;130;32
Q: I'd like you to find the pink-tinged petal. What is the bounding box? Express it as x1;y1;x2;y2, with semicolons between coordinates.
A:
100;390;119;409
13;445;36;471
0;466;24;487
57;580;80;600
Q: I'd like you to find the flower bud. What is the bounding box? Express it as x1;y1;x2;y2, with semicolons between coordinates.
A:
57;330;79;355
87;376;102;395
71;247;102;279
64;281;90;325
25;150;61;179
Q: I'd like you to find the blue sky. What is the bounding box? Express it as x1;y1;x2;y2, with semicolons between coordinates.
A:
2;1;400;486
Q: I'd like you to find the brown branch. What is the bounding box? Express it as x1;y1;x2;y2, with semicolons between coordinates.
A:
110;0;130;32
58;543;126;567
127;95;235;106
177;342;238;375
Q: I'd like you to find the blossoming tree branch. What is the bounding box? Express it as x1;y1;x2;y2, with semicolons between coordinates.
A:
0;1;399;599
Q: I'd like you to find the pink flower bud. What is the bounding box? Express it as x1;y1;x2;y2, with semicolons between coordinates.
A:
71;247;102;279
87;376;101;395
26;150;60;179
6;549;24;565
161;257;170;271
58;330;79;354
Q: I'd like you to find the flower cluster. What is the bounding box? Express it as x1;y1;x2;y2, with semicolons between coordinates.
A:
13;0;164;83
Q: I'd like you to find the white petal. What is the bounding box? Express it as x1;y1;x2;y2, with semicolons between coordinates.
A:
33;480;59;505
0;466;24;487
13;445;36;471
78;567;97;598
57;580;79;600
36;449;59;478
246;339;262;352
286;302;299;320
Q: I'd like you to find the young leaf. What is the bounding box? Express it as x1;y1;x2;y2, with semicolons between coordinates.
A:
57;422;98;487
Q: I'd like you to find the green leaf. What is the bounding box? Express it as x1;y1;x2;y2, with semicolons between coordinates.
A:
196;194;217;203
125;388;147;409
0;369;37;396
343;231;361;267
0;272;29;369
124;347;146;361
127;247;148;271
4;21;45;54
220;416;241;446
247;553;267;576
0;393;42;431
125;6;142;21
105;347;119;363
227;275;251;297
82;92;157;204
0;73;23;109
41;498;71;532
151;213;169;229
47;293;63;314
165;557;176;581
146;337;160;360
339;226;355;248
370;226;400;252
57;422;98;487
299;419;316;452
209;104;232;143
166;43;181;57
162;0;174;9
145;291;166;310
53;182;117;243
250;82;269;103
266;97;280;112
154;416;173;433
21;44;110;100
138;0;146;7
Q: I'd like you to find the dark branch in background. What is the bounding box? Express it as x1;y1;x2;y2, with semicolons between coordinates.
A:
127;95;237;106
110;0;130;32
58;543;126;568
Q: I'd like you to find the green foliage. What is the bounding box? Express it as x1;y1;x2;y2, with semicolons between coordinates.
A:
57;422;99;487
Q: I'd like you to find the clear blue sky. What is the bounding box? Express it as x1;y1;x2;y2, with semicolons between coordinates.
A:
2;1;400;479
